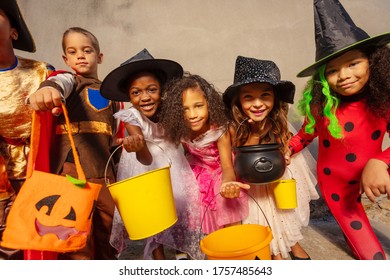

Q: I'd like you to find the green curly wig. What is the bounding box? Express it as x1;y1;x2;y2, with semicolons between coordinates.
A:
297;65;343;139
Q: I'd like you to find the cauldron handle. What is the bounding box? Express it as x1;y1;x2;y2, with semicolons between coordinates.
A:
233;118;285;147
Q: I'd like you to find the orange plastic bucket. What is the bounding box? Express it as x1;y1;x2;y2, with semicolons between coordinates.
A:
200;193;273;260
200;224;272;260
105;144;177;240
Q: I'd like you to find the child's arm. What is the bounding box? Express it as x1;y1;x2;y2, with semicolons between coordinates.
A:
118;123;152;165
218;128;250;199
288;118;317;155
27;72;75;115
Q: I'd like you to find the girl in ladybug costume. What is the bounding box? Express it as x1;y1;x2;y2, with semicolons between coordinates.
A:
289;0;390;260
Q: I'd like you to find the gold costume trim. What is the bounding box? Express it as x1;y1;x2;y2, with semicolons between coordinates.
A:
56;121;112;135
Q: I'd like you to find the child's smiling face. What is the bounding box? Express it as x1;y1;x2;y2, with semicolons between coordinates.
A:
182;86;210;138
325;49;370;97
238;82;275;123
128;72;161;120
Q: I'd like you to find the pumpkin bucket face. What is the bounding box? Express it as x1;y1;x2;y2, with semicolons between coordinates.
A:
0;171;101;252
34;185;97;239
0;107;102;252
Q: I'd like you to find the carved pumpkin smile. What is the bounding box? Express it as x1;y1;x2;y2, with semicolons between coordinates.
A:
35;219;88;240
33;194;96;239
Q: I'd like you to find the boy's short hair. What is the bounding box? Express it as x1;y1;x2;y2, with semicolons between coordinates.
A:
62;27;100;54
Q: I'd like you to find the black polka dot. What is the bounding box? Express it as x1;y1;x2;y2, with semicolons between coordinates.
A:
357;196;361;203
371;130;381;140
350;221;362;230
344;122;354;132
346;153;357;162
348;180;359;185
373;252;385;260
331;193;340;201
324;168;331;175
323;139;330;148
387;123;390;131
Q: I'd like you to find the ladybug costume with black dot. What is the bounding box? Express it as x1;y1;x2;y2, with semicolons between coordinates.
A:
289;95;389;260
290;0;390;260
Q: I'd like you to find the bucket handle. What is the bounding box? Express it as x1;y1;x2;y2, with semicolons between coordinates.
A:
285;167;294;179
199;191;272;239
104;139;172;185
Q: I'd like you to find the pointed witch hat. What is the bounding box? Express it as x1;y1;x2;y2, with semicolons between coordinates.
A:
101;48;183;102
297;0;390;77
0;0;36;52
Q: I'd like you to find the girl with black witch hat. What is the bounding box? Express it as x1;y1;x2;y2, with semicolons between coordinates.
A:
223;56;319;260
289;0;390;260
100;49;203;260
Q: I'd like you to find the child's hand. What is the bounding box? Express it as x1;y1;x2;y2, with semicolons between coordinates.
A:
220;181;250;199
360;158;390;202
118;134;146;153
28;87;63;116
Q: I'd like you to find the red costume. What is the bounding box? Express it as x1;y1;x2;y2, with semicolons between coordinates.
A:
289;96;389;260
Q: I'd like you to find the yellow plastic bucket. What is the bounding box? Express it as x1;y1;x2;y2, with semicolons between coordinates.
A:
106;145;178;240
200;193;273;260
273;179;297;209
200;224;273;260
272;168;297;209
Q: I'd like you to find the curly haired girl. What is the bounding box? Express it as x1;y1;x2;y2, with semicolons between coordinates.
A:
160;73;249;235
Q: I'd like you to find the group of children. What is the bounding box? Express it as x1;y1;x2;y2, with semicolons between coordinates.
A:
0;0;389;260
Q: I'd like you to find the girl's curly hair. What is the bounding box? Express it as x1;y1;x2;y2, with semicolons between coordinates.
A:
298;45;390;138
229;86;292;154
160;72;228;146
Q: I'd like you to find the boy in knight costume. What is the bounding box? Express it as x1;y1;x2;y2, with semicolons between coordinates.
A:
28;27;123;260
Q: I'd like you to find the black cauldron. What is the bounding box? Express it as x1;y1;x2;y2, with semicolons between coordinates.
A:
233;143;286;184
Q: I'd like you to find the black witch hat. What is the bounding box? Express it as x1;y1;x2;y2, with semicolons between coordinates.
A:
223;56;295;109
101;49;183;102
0;0;35;52
297;0;390;77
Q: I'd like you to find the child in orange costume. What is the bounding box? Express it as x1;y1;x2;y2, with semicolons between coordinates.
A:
0;0;54;260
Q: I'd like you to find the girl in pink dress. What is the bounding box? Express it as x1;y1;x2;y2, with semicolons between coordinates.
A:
160;73;249;235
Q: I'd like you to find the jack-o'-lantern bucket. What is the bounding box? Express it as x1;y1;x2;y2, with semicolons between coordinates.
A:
105;143;177;240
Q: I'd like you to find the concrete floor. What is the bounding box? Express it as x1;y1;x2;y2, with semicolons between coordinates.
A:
118;215;390;260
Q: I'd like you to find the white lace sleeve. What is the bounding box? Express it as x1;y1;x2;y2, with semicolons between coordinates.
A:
113;106;142;127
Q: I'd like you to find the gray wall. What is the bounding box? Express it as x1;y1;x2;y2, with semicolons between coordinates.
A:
15;0;390;154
